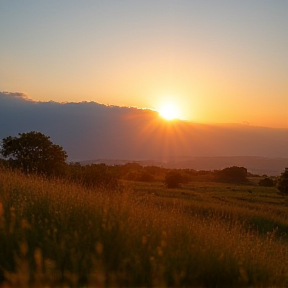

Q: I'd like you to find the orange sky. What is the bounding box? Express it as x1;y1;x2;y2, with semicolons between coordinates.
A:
0;1;287;128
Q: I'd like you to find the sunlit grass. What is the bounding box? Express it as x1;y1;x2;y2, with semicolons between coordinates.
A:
0;169;288;287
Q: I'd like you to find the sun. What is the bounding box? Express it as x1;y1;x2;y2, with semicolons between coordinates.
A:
159;104;179;120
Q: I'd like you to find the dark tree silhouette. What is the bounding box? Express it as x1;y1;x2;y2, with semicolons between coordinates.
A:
216;166;248;183
259;177;275;187
0;131;67;175
277;169;288;194
165;171;183;188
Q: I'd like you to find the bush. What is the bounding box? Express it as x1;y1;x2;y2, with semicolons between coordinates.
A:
277;170;288;194
259;177;275;187
215;166;248;183
164;171;183;188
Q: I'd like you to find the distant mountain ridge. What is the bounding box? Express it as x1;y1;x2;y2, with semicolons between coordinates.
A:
1;92;288;174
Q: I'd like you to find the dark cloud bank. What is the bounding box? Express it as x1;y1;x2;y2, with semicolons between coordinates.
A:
1;92;288;175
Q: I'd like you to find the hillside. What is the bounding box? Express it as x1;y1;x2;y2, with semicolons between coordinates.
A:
1;168;288;287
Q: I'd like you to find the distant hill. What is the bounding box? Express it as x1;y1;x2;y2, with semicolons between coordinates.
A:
80;156;288;176
1;92;288;173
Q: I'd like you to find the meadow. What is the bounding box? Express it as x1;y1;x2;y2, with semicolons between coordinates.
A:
0;168;288;287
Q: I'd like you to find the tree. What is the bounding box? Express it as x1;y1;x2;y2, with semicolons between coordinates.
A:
277;169;288;194
215;166;248;183
259;177;275;187
164;171;183;188
0;131;67;176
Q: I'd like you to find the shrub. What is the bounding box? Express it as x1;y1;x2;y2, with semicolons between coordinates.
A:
277;170;288;194
164;171;183;188
215;166;248;183
259;177;275;187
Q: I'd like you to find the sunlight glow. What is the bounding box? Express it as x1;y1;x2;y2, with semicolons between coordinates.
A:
159;104;179;120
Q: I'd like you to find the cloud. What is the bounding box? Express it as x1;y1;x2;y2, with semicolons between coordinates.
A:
0;91;34;104
1;91;288;162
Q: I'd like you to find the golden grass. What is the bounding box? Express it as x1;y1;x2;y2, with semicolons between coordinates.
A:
0;169;288;287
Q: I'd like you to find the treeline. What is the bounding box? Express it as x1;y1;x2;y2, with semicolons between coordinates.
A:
0;131;287;192
59;162;276;189
0;157;255;187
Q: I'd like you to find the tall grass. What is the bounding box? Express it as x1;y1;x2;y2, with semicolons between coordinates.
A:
0;168;288;287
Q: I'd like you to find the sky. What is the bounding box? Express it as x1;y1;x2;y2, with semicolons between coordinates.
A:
1;0;288;128
1;92;288;165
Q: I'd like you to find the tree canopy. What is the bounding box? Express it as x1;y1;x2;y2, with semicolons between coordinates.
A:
0;131;67;175
277;169;288;194
164;171;183;188
259;177;275;187
215;166;248;183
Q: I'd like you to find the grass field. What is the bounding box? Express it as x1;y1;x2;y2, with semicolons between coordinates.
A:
0;168;288;287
